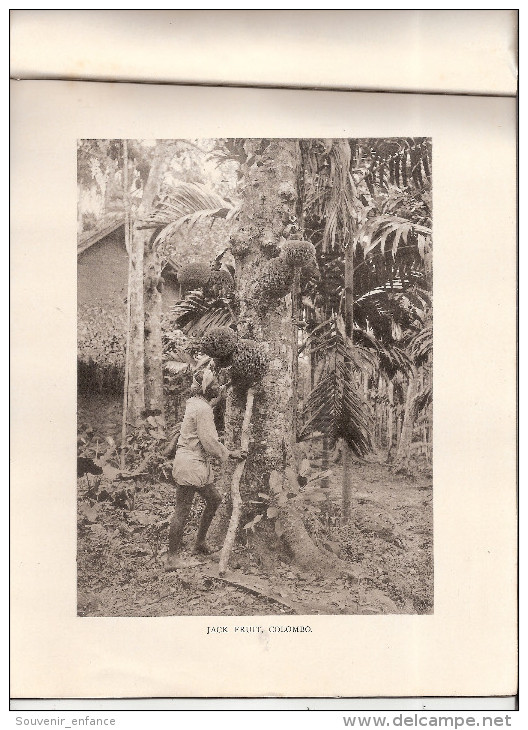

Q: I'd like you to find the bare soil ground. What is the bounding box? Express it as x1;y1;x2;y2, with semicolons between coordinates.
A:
77;459;433;617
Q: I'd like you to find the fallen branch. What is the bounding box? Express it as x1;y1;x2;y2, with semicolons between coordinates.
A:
202;566;303;614
218;387;255;576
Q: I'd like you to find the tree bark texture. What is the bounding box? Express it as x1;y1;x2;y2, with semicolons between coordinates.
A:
127;214;146;426
143;227;165;426
395;366;418;464
121;140;132;468
227;139;297;482
224;139;360;577
127;148;166;427
386;380;394;462
342;242;354;523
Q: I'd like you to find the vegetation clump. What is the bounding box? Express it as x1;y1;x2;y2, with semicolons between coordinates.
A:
255;257;294;300
282;239;317;267
200;326;237;360
230;339;269;386
178;262;211;289
230;231;251;258
207;269;234;292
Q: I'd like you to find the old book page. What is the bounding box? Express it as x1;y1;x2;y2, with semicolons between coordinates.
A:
10;9;517;95
10;78;516;699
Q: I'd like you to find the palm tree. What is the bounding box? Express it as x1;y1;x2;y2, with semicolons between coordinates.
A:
297;137;432;510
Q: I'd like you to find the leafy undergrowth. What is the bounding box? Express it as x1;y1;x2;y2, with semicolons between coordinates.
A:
77;460;433;617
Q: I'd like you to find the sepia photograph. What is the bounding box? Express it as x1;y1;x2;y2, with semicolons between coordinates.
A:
77;137;433;617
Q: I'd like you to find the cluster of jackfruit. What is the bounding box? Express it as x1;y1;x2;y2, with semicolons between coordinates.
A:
255;256;294;300
200;326;237;360
230;339;269;386
254;237;318;305
207;269;234;292
282;239;317;267
178;262;211;289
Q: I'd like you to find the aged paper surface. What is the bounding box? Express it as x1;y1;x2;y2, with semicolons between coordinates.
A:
11;80;516;698
10;9;517;95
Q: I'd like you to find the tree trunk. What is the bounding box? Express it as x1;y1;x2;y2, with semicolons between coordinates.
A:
395;366;418;464
226;139;297;565
342;243;354;523
127;147;166;427
127;207;146;426
386;380;394;462
143;228;165;426
223;139;359;578
121;140;132;468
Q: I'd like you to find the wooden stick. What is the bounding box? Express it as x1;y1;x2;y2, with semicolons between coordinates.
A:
218;387;255;576
291;267;300;440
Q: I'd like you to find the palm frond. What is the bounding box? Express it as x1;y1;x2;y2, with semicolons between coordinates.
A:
171;290;235;338
299;140;358;253
364;138;432;193
357;214;431;260
300;317;374;455
414;384;432;414
354;286;431;342
352;328;415;380
303;317;377;373
137;181;240;246
407;325;433;365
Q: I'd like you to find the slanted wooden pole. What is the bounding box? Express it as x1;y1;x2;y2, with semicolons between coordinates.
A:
291;266;301;440
219;387;255;576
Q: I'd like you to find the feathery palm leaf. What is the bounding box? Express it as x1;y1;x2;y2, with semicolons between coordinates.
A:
407;324;433;365
299;139;358;253
363;138;432;193
302;318;376;372
357;215;431;260
352;328;415;380
300;317;374;455
414;385;432;415
138;181;240;246
354;285;431;342
171;290;235;338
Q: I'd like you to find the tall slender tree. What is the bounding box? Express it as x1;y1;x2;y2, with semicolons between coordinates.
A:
221;139;361;576
126;145;166;427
